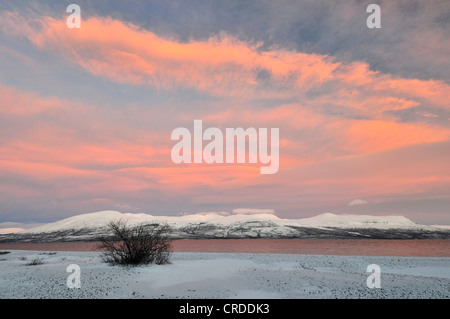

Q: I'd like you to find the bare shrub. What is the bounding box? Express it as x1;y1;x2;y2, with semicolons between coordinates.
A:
97;219;173;266
25;257;45;266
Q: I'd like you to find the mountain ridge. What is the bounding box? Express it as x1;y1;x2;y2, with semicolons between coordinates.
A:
1;210;449;242
22;211;428;232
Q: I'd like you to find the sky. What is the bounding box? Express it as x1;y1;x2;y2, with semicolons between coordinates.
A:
0;0;449;226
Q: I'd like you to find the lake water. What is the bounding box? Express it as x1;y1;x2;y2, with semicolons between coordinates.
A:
1;239;449;257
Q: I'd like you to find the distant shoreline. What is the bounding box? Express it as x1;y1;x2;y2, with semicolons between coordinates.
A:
1;238;450;257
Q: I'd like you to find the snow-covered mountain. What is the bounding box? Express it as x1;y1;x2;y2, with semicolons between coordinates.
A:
21;210;430;232
1;210;449;242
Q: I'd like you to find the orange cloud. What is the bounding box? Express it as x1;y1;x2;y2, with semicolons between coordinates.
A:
1;11;449;212
336;60;450;107
0;85;64;115
118;165;260;189
381;77;450;109
343;120;450;154
2;11;449;116
0;12;340;97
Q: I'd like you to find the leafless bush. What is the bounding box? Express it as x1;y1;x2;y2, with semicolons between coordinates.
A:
97;219;173;266
25;257;45;266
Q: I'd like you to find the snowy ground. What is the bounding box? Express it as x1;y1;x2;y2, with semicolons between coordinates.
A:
0;250;449;299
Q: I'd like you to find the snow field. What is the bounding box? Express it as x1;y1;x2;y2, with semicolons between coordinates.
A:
0;250;449;299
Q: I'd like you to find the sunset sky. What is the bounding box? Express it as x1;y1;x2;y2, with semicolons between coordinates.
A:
0;0;449;226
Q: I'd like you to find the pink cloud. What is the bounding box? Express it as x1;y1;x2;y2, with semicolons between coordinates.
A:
0;12;339;97
0;85;64;116
1;11;449;219
341;120;450;154
2;11;449;118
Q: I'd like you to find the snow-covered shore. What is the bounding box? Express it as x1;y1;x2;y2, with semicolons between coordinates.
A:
0;250;449;299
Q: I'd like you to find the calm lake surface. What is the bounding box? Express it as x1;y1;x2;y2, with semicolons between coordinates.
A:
1;239;449;257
